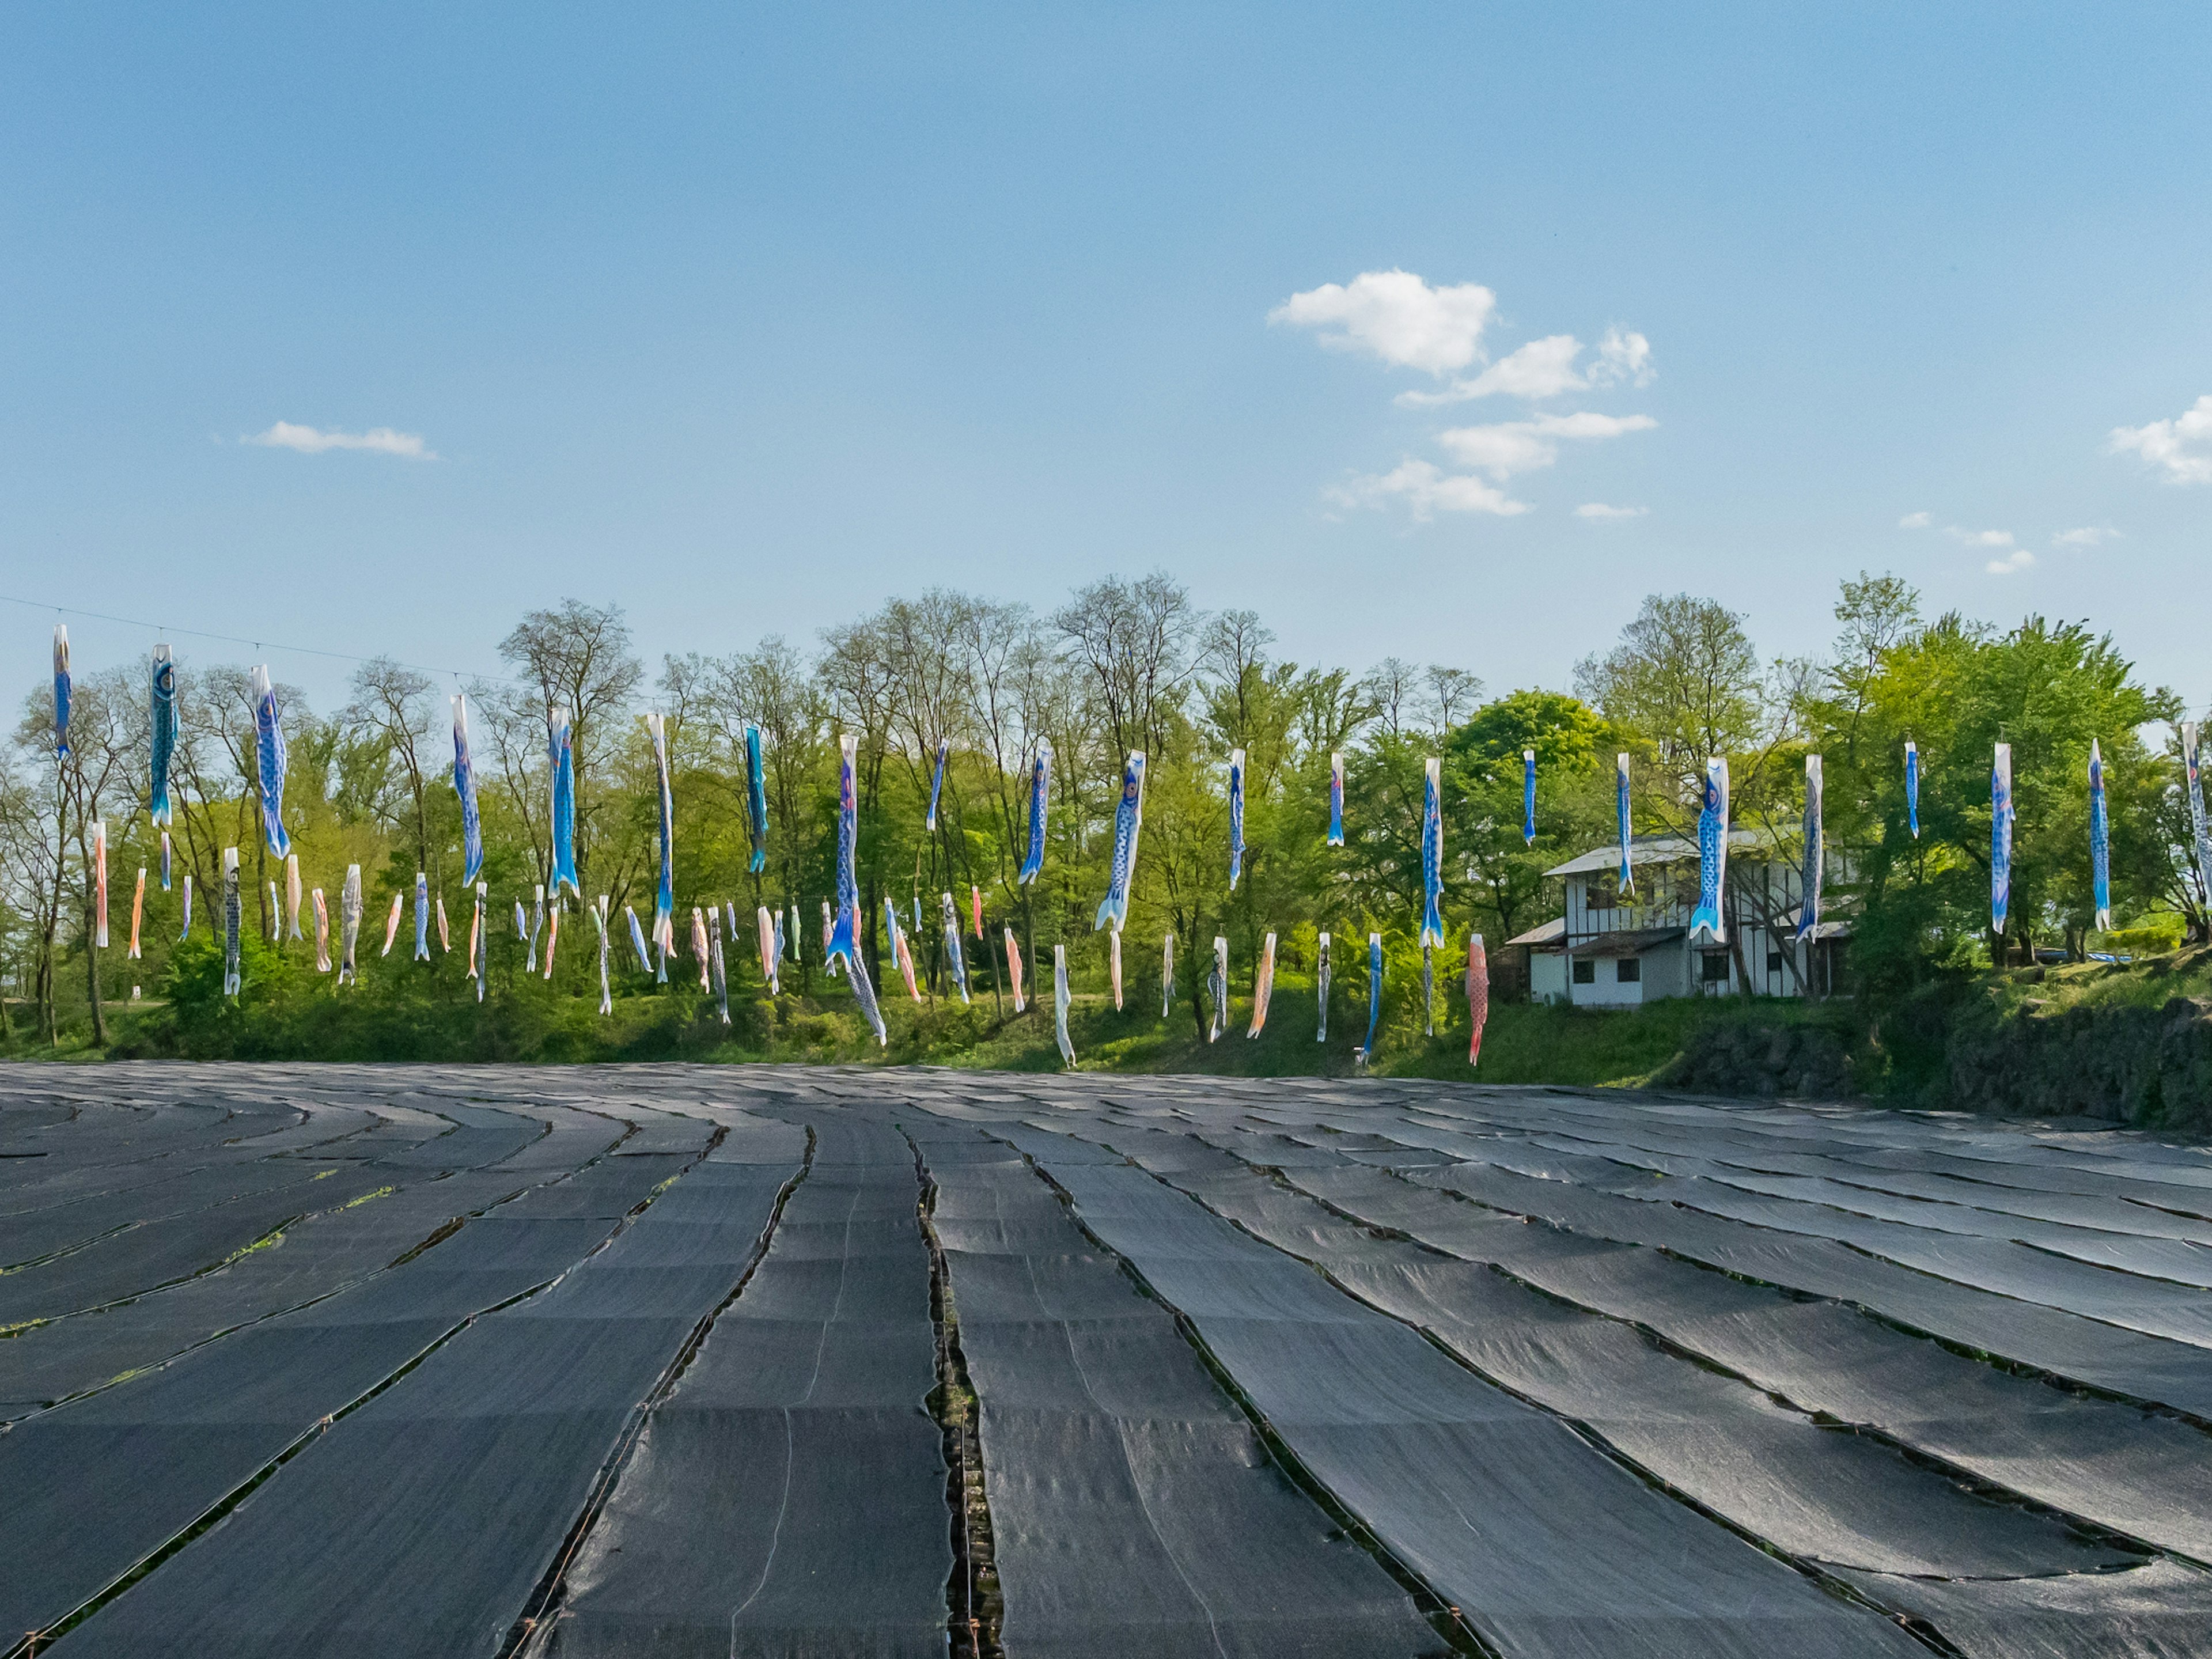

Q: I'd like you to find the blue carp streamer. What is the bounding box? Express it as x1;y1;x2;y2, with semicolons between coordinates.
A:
451;695;484;887
52;625;70;757
161;830;171;892
926;737;950;831
1227;749;1246;891
1991;743;2016;935
1419;757;1444;947
627;904;653;974
1053;944;1074;1068
222;848;242;997
414;872;431;961
1019;743;1050;885
1327;751;1344;847
2089;740;2111;932
2185;725;2212;917
1522;749;1536;846
1690;757;1730;942
1796;754;1824;944
547;709;578;899
847;936;889;1047
1363;933;1383;1056
150;645;177;829
179;873;194;941
251;665;290;857
1615;753;1634;895
1905;740;1921;840
826;734;861;969
744;725;768;874
940;890;971;1003
1315;931;1331;1042
1094;751;1146;932
645;713;675;971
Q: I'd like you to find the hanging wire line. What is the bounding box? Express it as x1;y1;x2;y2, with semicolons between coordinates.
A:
0;590;527;687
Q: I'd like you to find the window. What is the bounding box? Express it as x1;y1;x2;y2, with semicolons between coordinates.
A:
1766;951;1785;976
1572;958;1596;984
1585;882;1613;912
1616;957;1641;983
1700;952;1731;983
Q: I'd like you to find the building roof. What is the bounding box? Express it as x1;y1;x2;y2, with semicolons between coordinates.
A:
1545;829;1776;878
1570;926;1686;960
1503;916;1565;947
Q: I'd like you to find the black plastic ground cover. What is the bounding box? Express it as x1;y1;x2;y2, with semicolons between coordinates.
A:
911;1122;1440;1658
1080;1121;2134;1580
0;1150;680;1646
540;1115;950;1658
1023;1151;1927;1659
1832;1559;2212;1659
1404;1158;2212;1420
1289;1161;2212;1569
54;1153;796;1658
0;1160;406;1327
0;1167;544;1418
3;1154;368;1263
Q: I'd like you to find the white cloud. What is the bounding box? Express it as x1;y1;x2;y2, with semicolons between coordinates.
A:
1327;459;1531;522
1574;502;1648;519
1589;327;1655;388
1945;525;2015;549
2052;525;2119;548
245;421;434;459
1398;334;1587;407
2110;395;2212;484
1269;270;1495;376
1897;510;1933;529
1437;410;1657;478
1986;549;2037;575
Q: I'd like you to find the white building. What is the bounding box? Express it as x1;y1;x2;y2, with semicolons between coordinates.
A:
1509;832;1850;1007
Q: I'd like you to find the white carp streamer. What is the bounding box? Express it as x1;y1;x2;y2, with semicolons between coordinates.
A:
1316;932;1331;1042
1054;944;1074;1068
1247;931;1276;1039
693;906;712;990
757;906;779;995
1207;937;1229;1043
313;889;331;973
222;848;241;997
1109;929;1123;1011
596;895;612;1014
339;865;362;984
940;891;970;1004
472;882;488;1002
1161;933;1175;1018
286;853;303;941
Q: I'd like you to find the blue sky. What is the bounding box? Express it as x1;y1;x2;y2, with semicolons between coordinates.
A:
6;3;2210;715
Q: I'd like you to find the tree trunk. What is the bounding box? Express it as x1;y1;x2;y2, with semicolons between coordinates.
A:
84;893;106;1045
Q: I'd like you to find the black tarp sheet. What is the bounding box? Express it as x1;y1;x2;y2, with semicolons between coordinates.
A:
916;1124;1435;1658
541;1116;949;1659
1028;1152;1926;1659
60;1154;789;1658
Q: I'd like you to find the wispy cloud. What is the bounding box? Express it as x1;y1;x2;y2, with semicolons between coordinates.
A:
1897;510;1933;529
1589;327;1654;388
1269;270;1495;376
1326;460;1531;522
2110;395;2212;483
1945;525;2015;550
1437;411;1657;478
2052;525;2119;548
1574;502;1647;519
1986;549;2036;575
244;421;435;459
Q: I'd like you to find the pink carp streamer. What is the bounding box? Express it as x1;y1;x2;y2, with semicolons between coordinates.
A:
1247;931;1277;1039
381;893;404;957
128;867;145;960
970;885;983;939
436;897;451;955
1465;933;1490;1066
1005;927;1026;1012
1109;929;1123;1011
286;853;303;941
693;907;712;989
543;905;560;979
92;821;108;948
313;889;331;972
756;906;779;994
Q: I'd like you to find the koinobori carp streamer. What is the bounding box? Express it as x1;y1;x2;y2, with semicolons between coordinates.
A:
1690;757;1730;944
1095;750;1145;934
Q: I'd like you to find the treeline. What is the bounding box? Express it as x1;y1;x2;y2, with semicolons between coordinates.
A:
2;570;2200;1052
